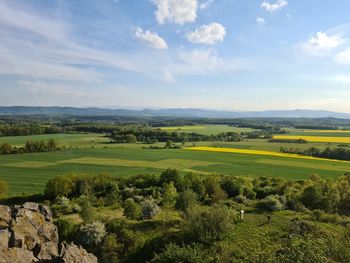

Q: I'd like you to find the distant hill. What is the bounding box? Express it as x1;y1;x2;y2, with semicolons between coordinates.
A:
0;106;350;119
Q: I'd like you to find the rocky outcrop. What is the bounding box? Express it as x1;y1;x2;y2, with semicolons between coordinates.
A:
0;203;97;263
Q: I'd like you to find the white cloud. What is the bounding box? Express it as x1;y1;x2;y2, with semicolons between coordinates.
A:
0;1;250;85
334;49;350;64
256;17;266;26
334;75;350;83
174;49;250;76
301;32;344;55
200;0;215;10
133;27;167;49
151;0;197;25
186;23;226;44
261;0;288;12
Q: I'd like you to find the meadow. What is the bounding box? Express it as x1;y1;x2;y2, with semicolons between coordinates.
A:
159;125;254;135
1;126;350;196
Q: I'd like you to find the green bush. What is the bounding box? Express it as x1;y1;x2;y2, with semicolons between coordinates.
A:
176;190;197;214
99;233;123;263
55;219;78;242
77;221;106;248
186;205;234;243
257;195;286;211
141;197;160;219
123;198;142;220
150;243;210;263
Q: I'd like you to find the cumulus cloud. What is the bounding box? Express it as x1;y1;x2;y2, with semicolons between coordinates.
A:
186;23;226;44
334;49;350;64
200;0;215;10
301;32;343;55
133;27;167;49
261;0;288;12
256;17;266;26
151;0;197;25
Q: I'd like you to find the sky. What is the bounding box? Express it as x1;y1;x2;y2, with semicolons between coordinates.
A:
1;0;350;112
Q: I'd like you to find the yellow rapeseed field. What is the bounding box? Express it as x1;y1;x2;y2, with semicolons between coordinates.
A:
305;130;350;133
185;146;350;163
273;135;350;143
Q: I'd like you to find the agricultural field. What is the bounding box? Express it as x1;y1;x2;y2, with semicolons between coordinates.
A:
273;135;350;143
283;128;350;137
0;133;112;148
1;126;350;196
159;125;254;135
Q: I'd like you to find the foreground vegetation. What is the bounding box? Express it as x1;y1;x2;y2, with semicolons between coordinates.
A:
2;169;350;262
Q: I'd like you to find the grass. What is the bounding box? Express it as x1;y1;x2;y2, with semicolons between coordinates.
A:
185;146;350;163
1;145;350;196
0;133;111;147
285;128;350;137
158;125;254;135
1;126;350;196
274;135;350;143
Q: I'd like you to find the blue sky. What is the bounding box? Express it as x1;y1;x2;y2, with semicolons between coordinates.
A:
1;0;350;112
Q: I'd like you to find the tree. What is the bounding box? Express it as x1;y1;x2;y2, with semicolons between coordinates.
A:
79;196;95;222
186;206;234;243
47;138;57;151
141;198;160;219
162;182;179;210
159;169;182;186
0;143;12;154
300;179;340;212
123;198;142;220
221;177;243;198
125;134;137;143
56;219;78;242
257;195;286;211
204;176;227;204
176;189;197;214
165;140;173;148
0;180;8;198
44;175;75;199
77;221;106;248
99;234;123;263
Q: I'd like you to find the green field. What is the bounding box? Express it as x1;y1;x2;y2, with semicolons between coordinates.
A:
1;142;350;196
0;133;111;148
1;127;350;196
159;125;254;135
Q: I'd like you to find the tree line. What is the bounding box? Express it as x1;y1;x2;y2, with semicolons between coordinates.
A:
0;138;58;155
109;128;243;144
0;123;64;137
280;146;350;161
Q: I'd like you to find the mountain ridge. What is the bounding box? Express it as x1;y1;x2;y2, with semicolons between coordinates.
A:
0;106;349;118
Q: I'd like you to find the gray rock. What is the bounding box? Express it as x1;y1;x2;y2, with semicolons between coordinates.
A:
0;205;11;228
0;229;10;249
59;243;98;263
0;203;97;262
22;202;39;212
35;241;59;261
40;205;53;222
0;248;38;263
